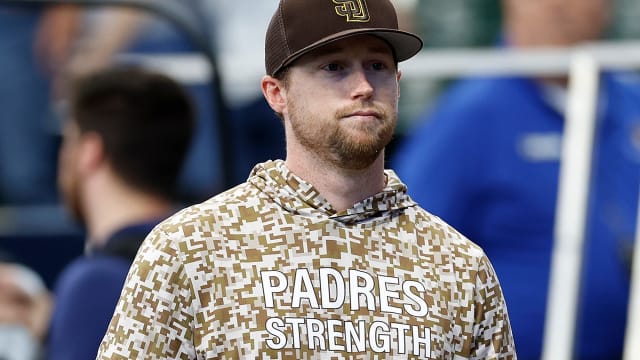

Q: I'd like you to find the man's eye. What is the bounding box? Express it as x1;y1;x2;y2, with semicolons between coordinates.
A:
371;62;387;71
323;63;342;71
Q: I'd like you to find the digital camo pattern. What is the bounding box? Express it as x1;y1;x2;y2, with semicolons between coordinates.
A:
97;160;516;359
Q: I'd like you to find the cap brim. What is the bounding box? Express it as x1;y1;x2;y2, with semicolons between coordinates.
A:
275;28;423;75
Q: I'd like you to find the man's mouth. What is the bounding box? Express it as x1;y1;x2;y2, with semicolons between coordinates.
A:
346;110;380;119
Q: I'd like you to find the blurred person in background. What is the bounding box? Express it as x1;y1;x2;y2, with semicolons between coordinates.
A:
393;0;640;358
45;66;194;360
0;251;51;360
22;4;222;203
40;2;278;196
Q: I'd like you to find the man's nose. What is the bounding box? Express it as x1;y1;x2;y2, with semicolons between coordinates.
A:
350;68;374;100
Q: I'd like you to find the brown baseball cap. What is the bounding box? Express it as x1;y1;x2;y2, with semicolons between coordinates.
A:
265;0;424;76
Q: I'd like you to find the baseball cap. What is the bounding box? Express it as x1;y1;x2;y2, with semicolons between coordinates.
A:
265;0;424;76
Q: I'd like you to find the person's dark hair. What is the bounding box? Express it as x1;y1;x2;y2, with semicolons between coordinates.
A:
70;66;195;200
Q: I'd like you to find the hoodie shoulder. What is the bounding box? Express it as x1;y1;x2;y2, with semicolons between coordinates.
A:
406;205;487;261
162;181;265;229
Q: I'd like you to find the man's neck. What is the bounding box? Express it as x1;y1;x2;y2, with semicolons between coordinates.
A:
285;148;387;213
83;177;172;248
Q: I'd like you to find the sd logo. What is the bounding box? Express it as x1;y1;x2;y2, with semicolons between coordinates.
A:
333;0;370;22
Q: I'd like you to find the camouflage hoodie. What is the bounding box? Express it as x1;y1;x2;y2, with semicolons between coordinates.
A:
97;160;516;359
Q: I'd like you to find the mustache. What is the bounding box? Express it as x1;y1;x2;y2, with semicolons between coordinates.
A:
335;103;389;120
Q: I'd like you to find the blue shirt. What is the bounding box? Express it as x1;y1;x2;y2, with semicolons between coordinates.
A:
46;221;159;360
392;74;640;359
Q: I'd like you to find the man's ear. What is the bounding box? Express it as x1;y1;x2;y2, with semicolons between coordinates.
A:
77;132;105;175
261;75;287;115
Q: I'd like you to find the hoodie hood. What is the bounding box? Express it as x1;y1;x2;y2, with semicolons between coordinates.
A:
247;160;417;225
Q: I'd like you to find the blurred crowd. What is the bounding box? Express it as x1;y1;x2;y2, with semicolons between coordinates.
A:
1;0;640;359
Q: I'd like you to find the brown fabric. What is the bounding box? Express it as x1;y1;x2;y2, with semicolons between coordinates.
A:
265;0;423;76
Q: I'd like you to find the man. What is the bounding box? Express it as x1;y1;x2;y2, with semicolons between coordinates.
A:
47;66;194;360
393;0;640;358
97;1;516;358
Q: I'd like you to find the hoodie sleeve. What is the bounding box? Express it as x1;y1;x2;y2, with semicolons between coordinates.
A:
469;255;517;359
96;226;197;360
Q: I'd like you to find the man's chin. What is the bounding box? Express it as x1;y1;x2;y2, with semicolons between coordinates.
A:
334;145;384;170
